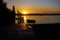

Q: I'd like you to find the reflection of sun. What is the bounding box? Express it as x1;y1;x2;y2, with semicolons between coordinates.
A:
24;16;27;24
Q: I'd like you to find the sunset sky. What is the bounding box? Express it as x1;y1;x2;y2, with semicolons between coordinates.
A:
4;0;60;14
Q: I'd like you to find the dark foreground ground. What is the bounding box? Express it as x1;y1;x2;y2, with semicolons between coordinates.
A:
0;24;36;40
29;23;60;40
0;23;60;40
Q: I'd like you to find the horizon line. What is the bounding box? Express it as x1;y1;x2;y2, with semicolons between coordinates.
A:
15;14;60;16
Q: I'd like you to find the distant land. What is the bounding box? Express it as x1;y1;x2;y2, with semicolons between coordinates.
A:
16;13;60;16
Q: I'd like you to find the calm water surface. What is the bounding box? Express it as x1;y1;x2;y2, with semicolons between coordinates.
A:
15;15;60;24
25;15;60;24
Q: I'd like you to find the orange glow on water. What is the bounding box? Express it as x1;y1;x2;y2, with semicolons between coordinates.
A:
24;16;27;24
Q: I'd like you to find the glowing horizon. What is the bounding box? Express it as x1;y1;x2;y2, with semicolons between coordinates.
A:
19;10;29;14
4;0;60;14
15;8;60;14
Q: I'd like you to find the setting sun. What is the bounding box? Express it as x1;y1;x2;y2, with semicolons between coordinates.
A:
22;11;27;14
21;10;28;14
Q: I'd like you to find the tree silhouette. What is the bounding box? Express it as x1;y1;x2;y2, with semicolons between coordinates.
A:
0;0;15;26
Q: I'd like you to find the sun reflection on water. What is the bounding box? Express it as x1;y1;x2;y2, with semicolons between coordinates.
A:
24;16;27;24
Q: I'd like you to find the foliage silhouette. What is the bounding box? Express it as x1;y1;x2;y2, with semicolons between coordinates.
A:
0;0;15;26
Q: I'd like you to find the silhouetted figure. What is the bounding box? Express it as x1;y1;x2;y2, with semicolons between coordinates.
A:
17;10;24;24
17;10;22;20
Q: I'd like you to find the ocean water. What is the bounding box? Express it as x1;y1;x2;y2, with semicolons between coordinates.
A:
15;15;60;24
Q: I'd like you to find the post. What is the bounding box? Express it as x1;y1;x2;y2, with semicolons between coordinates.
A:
12;5;15;24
